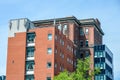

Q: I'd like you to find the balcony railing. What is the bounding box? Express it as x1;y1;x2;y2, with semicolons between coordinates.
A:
80;44;94;49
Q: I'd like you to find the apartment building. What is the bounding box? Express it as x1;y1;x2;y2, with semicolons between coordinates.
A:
94;45;113;80
6;16;113;80
0;75;6;80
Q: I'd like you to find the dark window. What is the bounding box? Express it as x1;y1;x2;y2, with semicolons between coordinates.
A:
80;40;83;47
80;28;84;36
94;58;100;63
85;40;88;47
27;47;35;57
25;75;34;80
47;62;52;68
27;33;35;43
26;61;34;71
46;77;51;80
101;57;105;62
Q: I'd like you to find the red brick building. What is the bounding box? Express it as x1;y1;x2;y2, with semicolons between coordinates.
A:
6;16;107;80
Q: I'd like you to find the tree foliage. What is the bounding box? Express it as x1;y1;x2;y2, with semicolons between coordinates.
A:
54;57;100;80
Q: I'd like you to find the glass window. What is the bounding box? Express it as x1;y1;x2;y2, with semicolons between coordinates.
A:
80;28;84;36
48;34;52;40
62;40;64;46
85;51;89;57
85;40;89;47
55;35;57;40
57;24;62;31
99;52;103;57
63;24;68;35
26;75;34;80
101;57;105;62
85;28;89;34
95;52;98;57
74;49;76;56
100;63;104;69
100;75;104;80
47;62;52;68
60;53;64;59
27;33;35;43
55;49;57;54
46;77;51;80
54;63;57;68
27;47;35;57
80;40;83;47
26;61;34;71
47;48;52;54
60;66;62;71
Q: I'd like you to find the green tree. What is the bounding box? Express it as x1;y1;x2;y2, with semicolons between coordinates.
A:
54;57;100;80
54;70;73;80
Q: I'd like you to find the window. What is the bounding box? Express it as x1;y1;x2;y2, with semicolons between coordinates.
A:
26;75;34;80
101;57;105;62
100;63;104;69
62;40;64;46
55;49;57;54
85;51;89;57
47;62;52;68
99;52;103;57
60;53;64;59
94;52;98;57
57;24;62;31
48;34;52;40
47;48;52;54
80;28;84;36
54;63;57;68
60;66;62;71
74;49;76;56
27;33;35;43
46;77;51;80
26;61;34;71
80;40;83;47
27;47;35;57
55;35;57;40
80;53;84;58
85;28;89;34
63;24;68;35
85;40;89;47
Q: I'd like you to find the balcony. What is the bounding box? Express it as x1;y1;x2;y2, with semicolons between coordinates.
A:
27;33;35;47
27;42;35;47
26;70;34;75
26;57;34;61
26;61;34;75
80;44;94;50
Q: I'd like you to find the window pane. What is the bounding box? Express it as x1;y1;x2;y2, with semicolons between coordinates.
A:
57;24;62;31
26;75;34;80
48;34;52;40
47;48;52;54
47;62;52;68
80;40;83;47
85;28;89;34
80;28;84;36
47;77;51;80
95;52;98;57
85;40;88;47
27;47;35;57
26;61;34;71
27;33;35;43
63;24;68;35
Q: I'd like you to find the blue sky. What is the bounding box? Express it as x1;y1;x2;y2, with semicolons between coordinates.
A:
0;0;120;79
